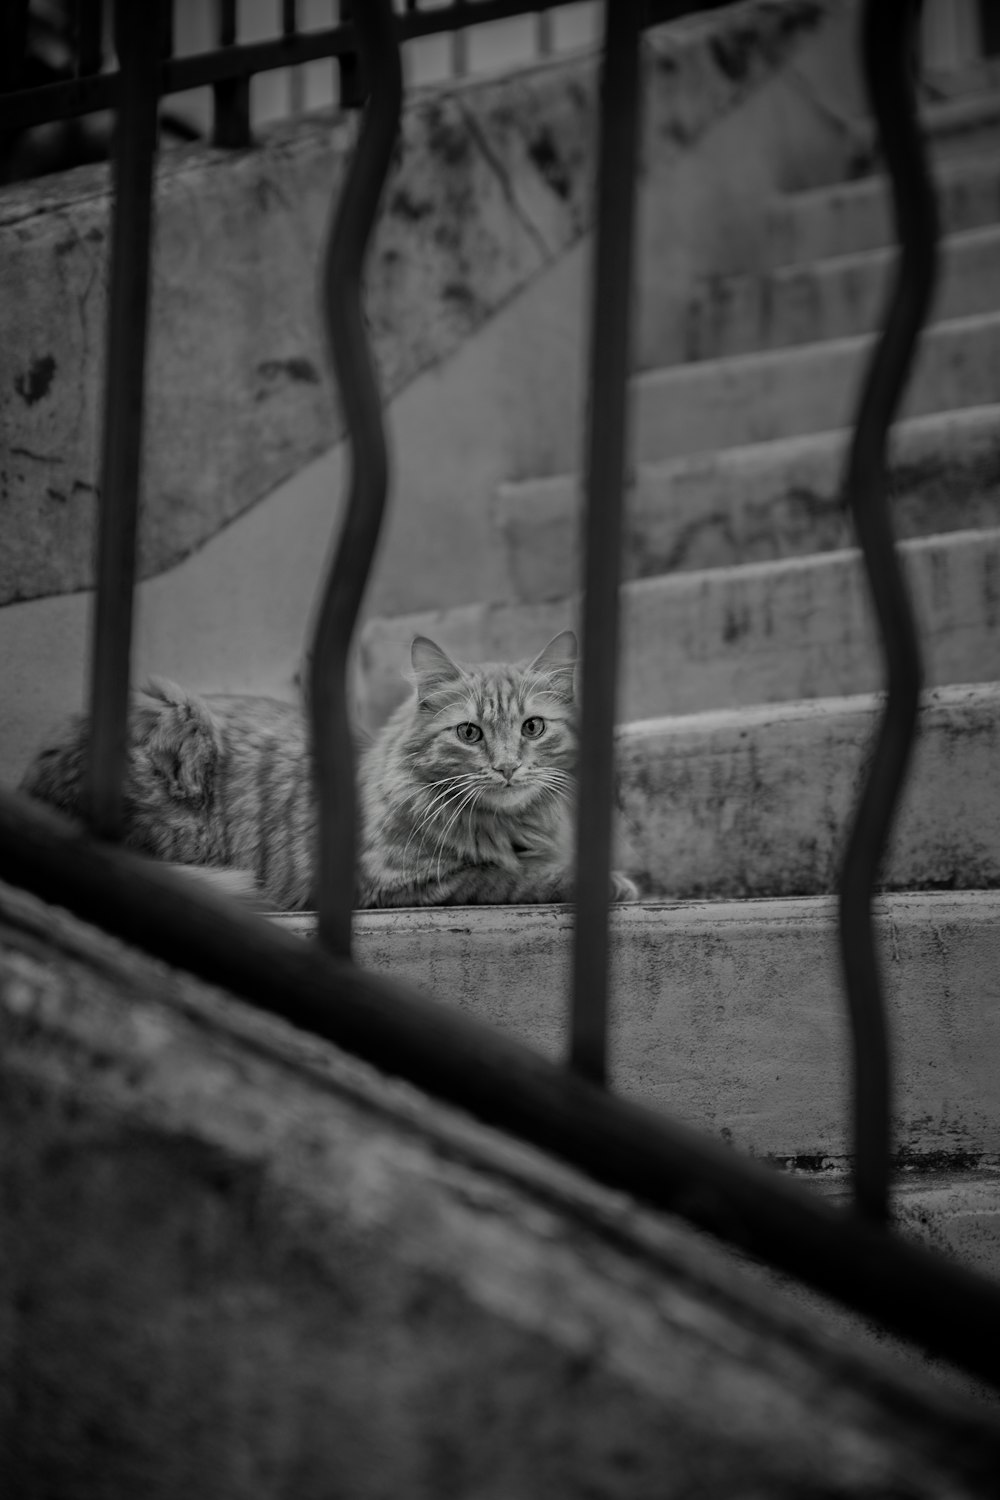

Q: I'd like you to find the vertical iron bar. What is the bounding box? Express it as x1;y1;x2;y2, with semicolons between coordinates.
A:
311;0;402;957
86;0;163;840
75;0;104;78
569;0;643;1085
338;0;365;109
0;0;29;92
160;2;175;60
838;0;938;1223
212;0;252;146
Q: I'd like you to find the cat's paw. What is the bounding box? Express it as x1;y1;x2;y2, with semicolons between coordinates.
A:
611;870;640;902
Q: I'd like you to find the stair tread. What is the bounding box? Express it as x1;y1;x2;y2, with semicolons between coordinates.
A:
766;153;1000;266
620;676;1000;737
635;306;1000;390
359;528;1000;726
274;890;1000;1161
498;401;1000;498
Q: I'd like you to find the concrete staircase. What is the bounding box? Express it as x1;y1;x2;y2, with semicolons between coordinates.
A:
340;87;1000;1292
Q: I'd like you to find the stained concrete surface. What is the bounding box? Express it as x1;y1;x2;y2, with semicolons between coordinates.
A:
496;403;1000;601
273;890;1000;1167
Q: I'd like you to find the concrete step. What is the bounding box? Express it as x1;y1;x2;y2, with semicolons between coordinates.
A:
682;223;1000;363
632;309;1000;462
802;1168;1000;1291
766;156;1000;267
852;88;1000;178
615;682;1000;901
276;889;1000;1167
904;88;1000;167
494;404;1000;604
358;527;1000;727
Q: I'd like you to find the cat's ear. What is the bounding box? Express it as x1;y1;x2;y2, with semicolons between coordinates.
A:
528;630;577;699
411;635;463;703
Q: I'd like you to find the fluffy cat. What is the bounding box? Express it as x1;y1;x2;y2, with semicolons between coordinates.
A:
19;631;639;911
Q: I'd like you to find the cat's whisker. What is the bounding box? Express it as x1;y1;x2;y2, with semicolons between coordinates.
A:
401;775;487;861
433;783;484;887
402;783;475;850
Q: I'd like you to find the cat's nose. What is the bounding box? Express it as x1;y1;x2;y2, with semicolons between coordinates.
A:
492;762;520;784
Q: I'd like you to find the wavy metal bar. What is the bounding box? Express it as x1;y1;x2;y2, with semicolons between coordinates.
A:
2;788;1000;1388
86;0;163;839
838;0;939;1223
569;0;644;1086
310;0;402;957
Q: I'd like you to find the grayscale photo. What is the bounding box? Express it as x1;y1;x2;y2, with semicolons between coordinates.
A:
1;0;999;1493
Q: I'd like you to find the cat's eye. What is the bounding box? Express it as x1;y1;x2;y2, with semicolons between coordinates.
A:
522;716;546;739
456;722;483;744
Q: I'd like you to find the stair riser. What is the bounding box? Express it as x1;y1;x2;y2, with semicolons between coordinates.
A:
926;118;1000;167
497;406;1000;603
766;162;1000;266
633;313;1000;460
277;893;1000;1164
685;227;1000;362
358;530;1000;726
617;686;1000;900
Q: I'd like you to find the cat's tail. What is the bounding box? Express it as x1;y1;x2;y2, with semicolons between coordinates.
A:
133;678;224;808
19;678;223;821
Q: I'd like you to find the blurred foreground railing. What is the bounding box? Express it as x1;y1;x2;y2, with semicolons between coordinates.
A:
2;0;1000;1390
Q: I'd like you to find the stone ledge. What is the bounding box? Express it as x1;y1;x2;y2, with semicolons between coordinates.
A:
0;0;831;609
275;889;1000;1165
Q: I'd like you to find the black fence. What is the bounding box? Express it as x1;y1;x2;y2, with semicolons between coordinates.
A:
3;0;1000;1390
0;1;615;153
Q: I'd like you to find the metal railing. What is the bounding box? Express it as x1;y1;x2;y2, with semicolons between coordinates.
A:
0;0;614;154
3;0;1000;1389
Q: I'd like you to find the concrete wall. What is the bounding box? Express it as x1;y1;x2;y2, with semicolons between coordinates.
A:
0;0;862;786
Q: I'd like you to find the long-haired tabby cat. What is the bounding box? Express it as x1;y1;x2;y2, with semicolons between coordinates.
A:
21;631;639;911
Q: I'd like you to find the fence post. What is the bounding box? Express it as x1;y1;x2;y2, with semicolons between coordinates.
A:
86;0;163;839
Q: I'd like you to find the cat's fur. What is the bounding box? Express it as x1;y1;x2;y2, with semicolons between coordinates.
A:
20;631;638;911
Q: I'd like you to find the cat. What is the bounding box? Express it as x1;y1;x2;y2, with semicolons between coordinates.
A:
19;630;639;911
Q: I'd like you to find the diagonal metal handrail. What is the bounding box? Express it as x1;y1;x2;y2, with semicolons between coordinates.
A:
838;0;939;1225
309;0;402;957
